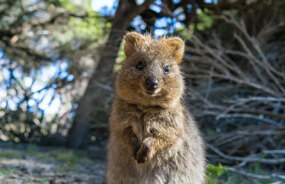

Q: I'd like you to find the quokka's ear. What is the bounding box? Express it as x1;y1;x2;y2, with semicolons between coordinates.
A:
124;32;145;57
163;37;185;64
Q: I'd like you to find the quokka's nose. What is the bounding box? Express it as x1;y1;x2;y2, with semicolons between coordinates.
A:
145;78;159;92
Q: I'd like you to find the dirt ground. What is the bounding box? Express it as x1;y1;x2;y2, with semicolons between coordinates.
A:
0;143;106;184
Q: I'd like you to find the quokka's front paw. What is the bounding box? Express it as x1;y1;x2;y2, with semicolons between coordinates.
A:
134;138;155;164
130;135;140;157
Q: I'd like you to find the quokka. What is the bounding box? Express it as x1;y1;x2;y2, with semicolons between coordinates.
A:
106;32;206;184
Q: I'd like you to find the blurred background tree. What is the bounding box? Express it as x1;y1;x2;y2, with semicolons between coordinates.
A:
0;0;109;143
1;0;285;183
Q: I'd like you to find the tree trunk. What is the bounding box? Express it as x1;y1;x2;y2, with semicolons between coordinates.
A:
66;0;153;148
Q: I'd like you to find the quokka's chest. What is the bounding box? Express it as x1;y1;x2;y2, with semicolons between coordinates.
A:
130;115;163;141
120;110;181;141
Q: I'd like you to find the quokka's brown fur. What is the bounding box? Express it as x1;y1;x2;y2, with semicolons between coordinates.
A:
106;32;206;184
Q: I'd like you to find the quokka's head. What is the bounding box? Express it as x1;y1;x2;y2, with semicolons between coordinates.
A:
115;32;185;108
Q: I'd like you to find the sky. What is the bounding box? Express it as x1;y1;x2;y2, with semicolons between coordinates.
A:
0;56;66;115
92;0;116;12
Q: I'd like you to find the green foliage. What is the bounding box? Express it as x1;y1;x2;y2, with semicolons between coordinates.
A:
175;9;214;39
42;180;50;184
114;42;126;72
196;9;214;31
51;150;80;166
27;144;82;166
206;164;229;184
186;9;214;32
174;25;192;40
55;0;109;45
0;168;17;176
0;150;22;159
56;0;94;13
67;14;107;42
58;0;78;12
27;144;52;161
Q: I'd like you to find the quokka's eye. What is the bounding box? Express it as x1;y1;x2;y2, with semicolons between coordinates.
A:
163;65;170;74
136;61;144;70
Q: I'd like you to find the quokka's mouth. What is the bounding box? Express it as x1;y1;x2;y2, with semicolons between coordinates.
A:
144;89;161;96
146;91;155;95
